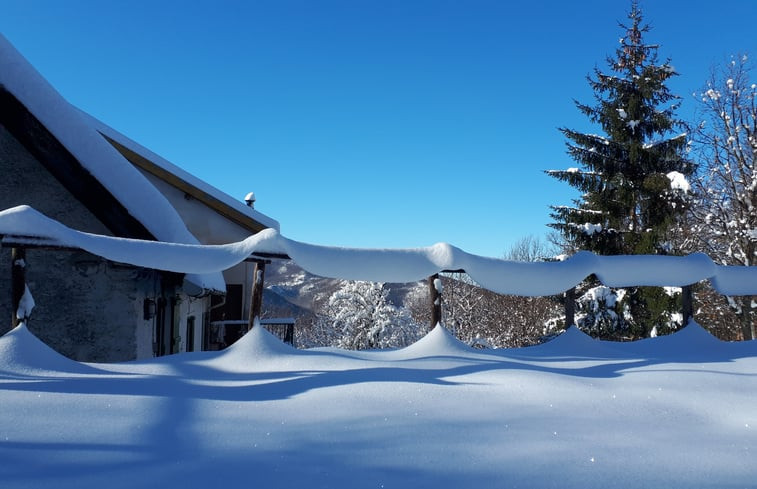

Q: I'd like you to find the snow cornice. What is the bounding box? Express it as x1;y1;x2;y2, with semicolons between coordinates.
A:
2;205;755;297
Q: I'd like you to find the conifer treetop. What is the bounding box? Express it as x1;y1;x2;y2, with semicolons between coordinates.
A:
546;1;693;258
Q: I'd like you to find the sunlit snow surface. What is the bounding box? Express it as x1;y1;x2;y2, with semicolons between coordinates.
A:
1;323;756;488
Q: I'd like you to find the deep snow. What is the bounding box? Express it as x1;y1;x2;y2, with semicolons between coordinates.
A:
1;322;755;489
1;205;756;487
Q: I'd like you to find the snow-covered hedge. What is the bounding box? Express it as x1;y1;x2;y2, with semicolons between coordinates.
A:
1;205;755;296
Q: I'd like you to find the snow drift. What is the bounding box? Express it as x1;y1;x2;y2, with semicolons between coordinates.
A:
1;320;757;489
0;323;103;376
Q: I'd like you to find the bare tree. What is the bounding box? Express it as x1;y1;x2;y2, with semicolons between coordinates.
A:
437;274;561;348
505;235;558;262
688;55;756;340
406;236;562;348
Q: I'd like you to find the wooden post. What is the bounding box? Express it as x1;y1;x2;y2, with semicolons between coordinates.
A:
11;247;26;328
564;287;576;328
247;260;266;331
429;273;442;330
682;284;693;327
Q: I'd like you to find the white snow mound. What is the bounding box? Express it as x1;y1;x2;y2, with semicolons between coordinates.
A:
0;323;102;375
518;325;619;358
389;324;473;359
212;320;297;369
621;321;728;359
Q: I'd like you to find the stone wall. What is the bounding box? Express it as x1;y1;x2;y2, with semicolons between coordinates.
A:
0;124;158;361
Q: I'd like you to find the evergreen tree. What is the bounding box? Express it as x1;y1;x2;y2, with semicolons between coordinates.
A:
546;2;694;338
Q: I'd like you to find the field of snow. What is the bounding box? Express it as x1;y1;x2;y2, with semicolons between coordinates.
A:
1;321;755;488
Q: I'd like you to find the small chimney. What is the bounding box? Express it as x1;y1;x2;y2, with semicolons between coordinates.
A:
244;192;256;208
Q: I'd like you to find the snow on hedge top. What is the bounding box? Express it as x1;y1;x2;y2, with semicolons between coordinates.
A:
0;34;224;292
2;205;756;296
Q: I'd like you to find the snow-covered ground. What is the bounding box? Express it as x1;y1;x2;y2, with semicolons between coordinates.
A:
1;321;755;489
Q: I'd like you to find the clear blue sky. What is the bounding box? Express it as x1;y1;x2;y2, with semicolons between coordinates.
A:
2;1;756;258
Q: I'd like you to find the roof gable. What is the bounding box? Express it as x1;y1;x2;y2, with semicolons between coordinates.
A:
0;33;226;291
0;86;154;240
92;124;279;236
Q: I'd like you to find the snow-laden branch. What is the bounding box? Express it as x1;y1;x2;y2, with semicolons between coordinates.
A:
1;205;755;297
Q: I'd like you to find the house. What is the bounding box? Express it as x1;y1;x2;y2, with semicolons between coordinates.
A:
0;34;279;362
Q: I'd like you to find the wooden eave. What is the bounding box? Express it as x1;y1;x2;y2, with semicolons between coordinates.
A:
102;135;269;235
0;86;155;241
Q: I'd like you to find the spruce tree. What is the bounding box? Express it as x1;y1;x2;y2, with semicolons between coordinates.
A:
546;2;694;339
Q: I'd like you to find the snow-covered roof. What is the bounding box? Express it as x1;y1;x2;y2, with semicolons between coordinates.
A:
0;34;277;292
80;111;280;234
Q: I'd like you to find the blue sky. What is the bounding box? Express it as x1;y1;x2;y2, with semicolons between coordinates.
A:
2;0;756;258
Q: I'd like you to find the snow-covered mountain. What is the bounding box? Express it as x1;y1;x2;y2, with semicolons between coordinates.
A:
264;260;425;317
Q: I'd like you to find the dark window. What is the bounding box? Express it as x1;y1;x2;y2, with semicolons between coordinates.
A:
224;284;244;320
186;316;195;352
